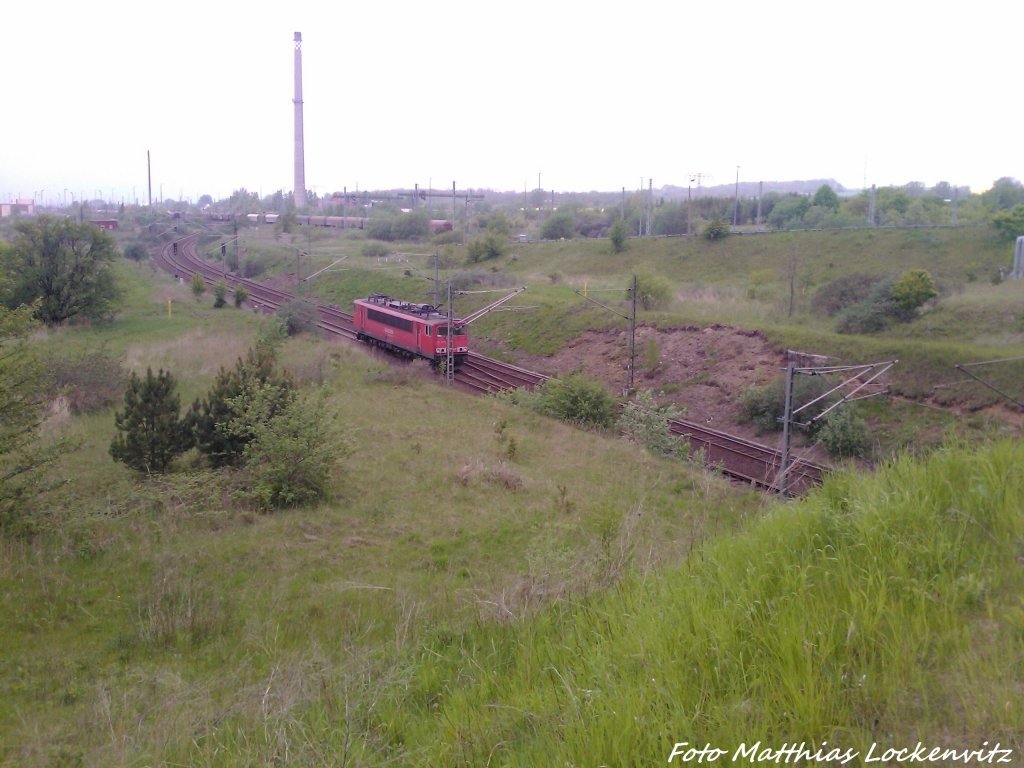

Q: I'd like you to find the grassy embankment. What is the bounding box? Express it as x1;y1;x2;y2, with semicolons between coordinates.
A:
367;438;1024;766
1;258;752;765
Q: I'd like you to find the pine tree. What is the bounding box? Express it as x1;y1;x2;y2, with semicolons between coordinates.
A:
110;368;193;473
192;339;294;467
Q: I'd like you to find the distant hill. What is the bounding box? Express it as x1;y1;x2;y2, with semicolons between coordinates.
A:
660;179;849;200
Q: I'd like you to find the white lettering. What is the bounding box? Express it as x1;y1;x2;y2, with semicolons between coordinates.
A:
733;743;761;763
667;742;726;763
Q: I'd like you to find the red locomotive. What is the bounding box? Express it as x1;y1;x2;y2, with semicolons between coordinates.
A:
352;294;468;366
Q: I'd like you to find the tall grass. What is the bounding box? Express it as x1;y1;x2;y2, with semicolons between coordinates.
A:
359;440;1024;765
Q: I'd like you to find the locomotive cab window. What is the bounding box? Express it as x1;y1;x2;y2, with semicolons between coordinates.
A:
436;324;465;337
424;326;431;336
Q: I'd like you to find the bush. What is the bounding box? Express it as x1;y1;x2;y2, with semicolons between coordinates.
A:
834;278;896;334
229;386;346;510
391;212;431;241
48;346;128;414
811;273;881;317
432;229;463;246
889;268;937;320
702;217;730;241
816;407;870;459
124;242;148;262
740;381;784;433
534;372;617;428
213;281;227;308
190;272;206;300
192;339;295;468
540;212;575;241
618;389;686;457
367;218;394;241
609;220;628;253
276;299;318;336
835;299;892;334
362;242;389;258
242;256;268;278
634;269;673;310
233;284;250;308
740;375;833;434
467;232;507;263
643;337;660;376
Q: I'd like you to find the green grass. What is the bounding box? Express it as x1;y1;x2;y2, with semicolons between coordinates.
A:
3;226;1022;765
0;258;755;766
363;439;1024;765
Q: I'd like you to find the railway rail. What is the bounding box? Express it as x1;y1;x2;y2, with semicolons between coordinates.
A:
156;233;827;495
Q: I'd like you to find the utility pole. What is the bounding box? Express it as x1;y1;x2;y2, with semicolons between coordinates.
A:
733;165;740;227
756;181;763;229
778;361;795;497
628;273;637;394
147;150;152;209
432;251;440;307
445;282;455;386
646;178;652;236
778;356;897;495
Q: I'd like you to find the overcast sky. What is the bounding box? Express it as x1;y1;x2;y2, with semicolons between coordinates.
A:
2;0;1020;205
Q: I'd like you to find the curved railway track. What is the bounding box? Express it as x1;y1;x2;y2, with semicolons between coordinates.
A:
156;233;827;495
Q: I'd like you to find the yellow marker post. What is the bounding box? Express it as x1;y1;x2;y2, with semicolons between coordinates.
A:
167;298;172;318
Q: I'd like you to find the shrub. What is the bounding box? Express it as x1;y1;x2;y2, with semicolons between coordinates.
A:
740;375;833;434
192;340;295;468
816;407;870;459
362;242;389;258
190;272;206;300
432;229;463;246
811;273;881;317
609;220;628;253
110;368;194;473
643;337;660;376
391;212;431;241
276;299;319;336
232;284;250;307
367;218;394;241
241;256;268;278
467;232;507;263
229;386;347;510
702;217;730;241
634;269;673;311
124;242;148;262
213;281;227;308
618;389;686;457
48;346;128;414
889;268;937;320
534;372;616;428
740;381;784;433
540;212;575;241
834;278;895;334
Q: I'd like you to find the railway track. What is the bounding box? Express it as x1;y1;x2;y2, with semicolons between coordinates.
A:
156;235;357;341
155;233;827;495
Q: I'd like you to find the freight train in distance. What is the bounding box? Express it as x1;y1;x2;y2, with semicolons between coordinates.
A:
244;213;453;233
352;294;468;367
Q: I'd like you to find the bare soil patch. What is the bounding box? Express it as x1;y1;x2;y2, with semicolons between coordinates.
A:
510;324;789;442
